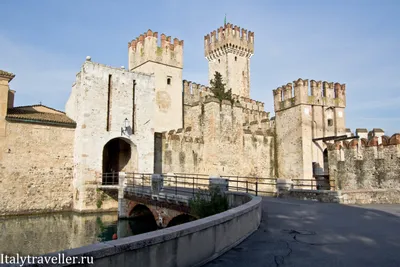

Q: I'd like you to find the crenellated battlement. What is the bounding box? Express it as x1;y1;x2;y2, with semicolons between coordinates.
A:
204;23;254;60
273;78;346;112
128;29;184;70
183;80;264;112
183;80;213;104
243;118;274;135
327;133;400;191
161;126;204;145
232;94;264;111
328;133;400;152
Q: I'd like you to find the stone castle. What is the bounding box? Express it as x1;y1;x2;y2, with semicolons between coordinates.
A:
1;22;399;215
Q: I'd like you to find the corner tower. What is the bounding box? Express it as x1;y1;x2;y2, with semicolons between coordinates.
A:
273;79;346;181
128;30;184;132
204;23;254;98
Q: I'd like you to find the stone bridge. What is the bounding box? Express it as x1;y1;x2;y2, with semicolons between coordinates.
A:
99;173;355;228
99;173;228;228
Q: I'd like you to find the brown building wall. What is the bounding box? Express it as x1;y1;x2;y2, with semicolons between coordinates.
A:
0;121;75;215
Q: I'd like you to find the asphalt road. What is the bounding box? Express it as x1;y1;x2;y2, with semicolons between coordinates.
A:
204;197;400;267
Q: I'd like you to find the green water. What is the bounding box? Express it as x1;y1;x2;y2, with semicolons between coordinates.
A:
0;212;158;256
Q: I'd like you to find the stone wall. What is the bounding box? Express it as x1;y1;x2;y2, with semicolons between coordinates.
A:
274;104;304;180
0;122;75;215
339;189;400;204
328;134;400;204
65;60;156;212
132;61;183;132
278;189;341;203
160;96;275;180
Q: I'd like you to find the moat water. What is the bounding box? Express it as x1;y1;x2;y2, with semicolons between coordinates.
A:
0;212;158;256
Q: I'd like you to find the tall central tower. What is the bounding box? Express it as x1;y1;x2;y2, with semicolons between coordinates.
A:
204;23;254;98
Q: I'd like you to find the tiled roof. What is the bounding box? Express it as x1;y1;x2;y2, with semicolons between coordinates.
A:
0;70;15;82
6;105;76;127
10;104;66;114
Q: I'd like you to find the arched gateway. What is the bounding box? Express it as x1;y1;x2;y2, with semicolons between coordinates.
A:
102;137;137;185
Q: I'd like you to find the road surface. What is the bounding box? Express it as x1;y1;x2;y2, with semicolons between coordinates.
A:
204;197;400;267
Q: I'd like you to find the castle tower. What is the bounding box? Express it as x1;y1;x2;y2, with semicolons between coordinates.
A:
273;79;346;181
128;30;184;132
204;23;254;98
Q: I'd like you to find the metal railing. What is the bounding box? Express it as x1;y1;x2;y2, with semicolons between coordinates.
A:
291;177;335;190
172;173;278;196
101;172;278;197
102;172;120;185
220;175;277;196
125;173;152;193
100;172;336;197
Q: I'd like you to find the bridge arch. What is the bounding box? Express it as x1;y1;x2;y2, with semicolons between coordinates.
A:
128;203;160;227
125;200;193;228
129;204;154;218
102;137;137;184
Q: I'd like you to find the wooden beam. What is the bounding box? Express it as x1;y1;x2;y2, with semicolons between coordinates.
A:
333;135;360;142
312;135;360;142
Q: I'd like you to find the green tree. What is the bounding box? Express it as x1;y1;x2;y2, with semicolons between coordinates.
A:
210;71;234;104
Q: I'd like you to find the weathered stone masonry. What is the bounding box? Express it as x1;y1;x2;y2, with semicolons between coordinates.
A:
327;134;400;204
161;95;274;179
0;122;75;215
273;79;346;181
65;60;156;212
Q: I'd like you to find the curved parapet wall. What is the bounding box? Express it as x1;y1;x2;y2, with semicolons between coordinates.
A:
41;192;262;267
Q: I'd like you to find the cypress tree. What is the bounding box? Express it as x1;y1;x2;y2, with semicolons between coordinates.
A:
209;71;234;104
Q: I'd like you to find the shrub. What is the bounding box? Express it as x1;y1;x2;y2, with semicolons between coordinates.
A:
189;186;229;219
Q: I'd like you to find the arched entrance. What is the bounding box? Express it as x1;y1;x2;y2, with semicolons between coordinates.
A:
102;138;136;185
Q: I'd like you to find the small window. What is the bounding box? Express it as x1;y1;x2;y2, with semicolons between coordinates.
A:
218;59;220;63
328;119;333;127
167;77;171;85
235;56;237;61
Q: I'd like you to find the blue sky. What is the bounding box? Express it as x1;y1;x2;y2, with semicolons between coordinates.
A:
0;0;399;135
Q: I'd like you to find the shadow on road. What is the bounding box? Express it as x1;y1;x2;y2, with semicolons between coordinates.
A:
204;197;400;267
